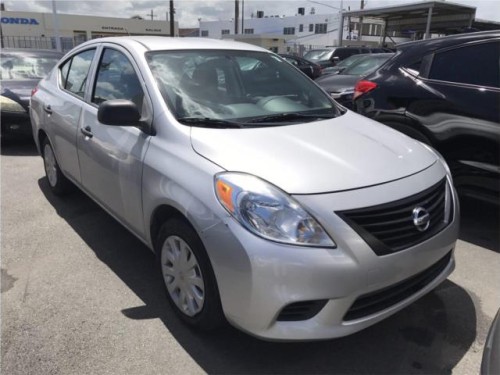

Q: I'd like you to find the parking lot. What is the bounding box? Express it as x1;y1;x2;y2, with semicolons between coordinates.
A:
1;138;499;374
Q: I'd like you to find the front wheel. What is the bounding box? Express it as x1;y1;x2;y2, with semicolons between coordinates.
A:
42;138;71;195
156;218;224;330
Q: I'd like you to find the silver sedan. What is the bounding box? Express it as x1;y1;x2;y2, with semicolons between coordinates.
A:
30;36;459;341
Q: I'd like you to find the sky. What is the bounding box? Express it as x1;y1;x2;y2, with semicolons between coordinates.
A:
3;0;500;27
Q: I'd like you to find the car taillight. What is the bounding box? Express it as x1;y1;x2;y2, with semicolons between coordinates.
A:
353;80;377;100
31;85;38;97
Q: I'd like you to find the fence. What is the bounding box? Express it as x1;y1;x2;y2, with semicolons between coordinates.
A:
1;36;78;51
285;44;329;57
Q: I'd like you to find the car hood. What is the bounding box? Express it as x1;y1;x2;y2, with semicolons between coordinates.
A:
1;79;39;109
190;111;437;194
315;74;361;93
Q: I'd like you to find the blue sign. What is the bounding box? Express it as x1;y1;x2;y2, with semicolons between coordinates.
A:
1;17;40;25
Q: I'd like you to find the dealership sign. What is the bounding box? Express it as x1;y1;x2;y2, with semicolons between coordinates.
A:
1;17;40;25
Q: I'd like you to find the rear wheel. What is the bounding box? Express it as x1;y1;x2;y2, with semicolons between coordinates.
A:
156;218;224;330
42;138;71;195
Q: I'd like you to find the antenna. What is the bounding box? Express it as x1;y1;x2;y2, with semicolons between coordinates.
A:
146;9;157;21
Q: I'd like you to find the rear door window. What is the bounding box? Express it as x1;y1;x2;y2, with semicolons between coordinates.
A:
60;49;96;98
333;49;358;61
429;41;500;88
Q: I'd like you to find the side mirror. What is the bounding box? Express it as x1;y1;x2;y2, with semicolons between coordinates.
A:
333;56;340;62
97;99;141;126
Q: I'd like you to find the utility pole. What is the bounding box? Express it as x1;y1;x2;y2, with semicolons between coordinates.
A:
169;0;175;37
234;0;239;34
51;0;62;52
337;0;344;46
241;0;245;34
0;2;4;48
358;0;365;42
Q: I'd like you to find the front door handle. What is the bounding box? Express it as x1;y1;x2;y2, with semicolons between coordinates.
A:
43;104;52;114
81;126;93;138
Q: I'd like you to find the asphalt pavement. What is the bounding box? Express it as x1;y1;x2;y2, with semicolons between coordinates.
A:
2;138;499;374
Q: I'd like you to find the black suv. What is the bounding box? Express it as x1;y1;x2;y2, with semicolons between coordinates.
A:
354;31;500;204
304;46;389;68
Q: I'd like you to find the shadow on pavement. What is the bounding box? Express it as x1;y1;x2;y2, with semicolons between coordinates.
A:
459;197;499;253
1;137;38;156
39;177;477;374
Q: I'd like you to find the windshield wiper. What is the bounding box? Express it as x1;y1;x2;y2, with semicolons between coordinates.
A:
246;112;337;124
177;117;244;128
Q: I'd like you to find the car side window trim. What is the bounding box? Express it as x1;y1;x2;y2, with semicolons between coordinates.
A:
89;44;150;109
424;39;500;90
88;43;154;132
57;47;98;102
418;54;433;78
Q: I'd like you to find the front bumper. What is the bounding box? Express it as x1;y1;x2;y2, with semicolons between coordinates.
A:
201;162;459;341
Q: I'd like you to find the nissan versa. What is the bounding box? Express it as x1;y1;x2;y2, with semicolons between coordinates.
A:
30;37;459;341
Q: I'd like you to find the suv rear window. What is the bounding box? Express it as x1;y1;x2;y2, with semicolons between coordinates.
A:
429;41;500;88
333;48;359;61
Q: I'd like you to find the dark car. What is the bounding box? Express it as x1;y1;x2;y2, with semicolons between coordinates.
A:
315;53;393;109
304;46;389;69
1;49;63;138
279;54;322;79
353;31;500;204
482;309;500;375
321;53;370;76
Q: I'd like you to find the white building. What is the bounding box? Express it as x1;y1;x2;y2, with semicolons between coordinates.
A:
200;8;410;52
0;11;178;50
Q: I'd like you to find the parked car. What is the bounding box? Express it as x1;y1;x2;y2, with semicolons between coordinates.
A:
315;53;393;108
304;46;388;68
321;53;370;76
31;36;459;341
354;31;500;205
1;49;63;138
482;309;500;375
279;54;322;79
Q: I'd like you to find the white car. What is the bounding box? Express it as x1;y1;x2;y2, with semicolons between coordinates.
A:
30;36;459;341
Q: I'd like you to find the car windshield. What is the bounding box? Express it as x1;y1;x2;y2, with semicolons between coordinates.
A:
342;53;394;76
146;49;339;125
303;49;334;62
336;54;367;69
0;51;61;81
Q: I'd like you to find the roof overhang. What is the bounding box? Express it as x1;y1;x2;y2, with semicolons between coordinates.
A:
342;1;476;35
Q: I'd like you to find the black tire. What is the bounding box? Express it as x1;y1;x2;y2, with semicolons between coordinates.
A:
156;218;224;330
42;138;72;195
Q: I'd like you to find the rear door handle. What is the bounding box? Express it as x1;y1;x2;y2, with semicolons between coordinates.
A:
43;105;52;114
81;126;93;138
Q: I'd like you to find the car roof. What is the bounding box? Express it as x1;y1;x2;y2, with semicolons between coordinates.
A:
364;30;499;76
75;36;270;53
396;30;500;56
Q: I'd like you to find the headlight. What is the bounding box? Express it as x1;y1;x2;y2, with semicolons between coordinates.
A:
0;95;26;113
215;173;335;248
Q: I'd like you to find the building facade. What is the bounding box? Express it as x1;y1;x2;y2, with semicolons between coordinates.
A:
0;11;178;50
199;8;410;52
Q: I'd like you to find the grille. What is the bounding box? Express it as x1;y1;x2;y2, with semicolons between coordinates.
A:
344;250;452;321
277;300;328;321
338;178;450;256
